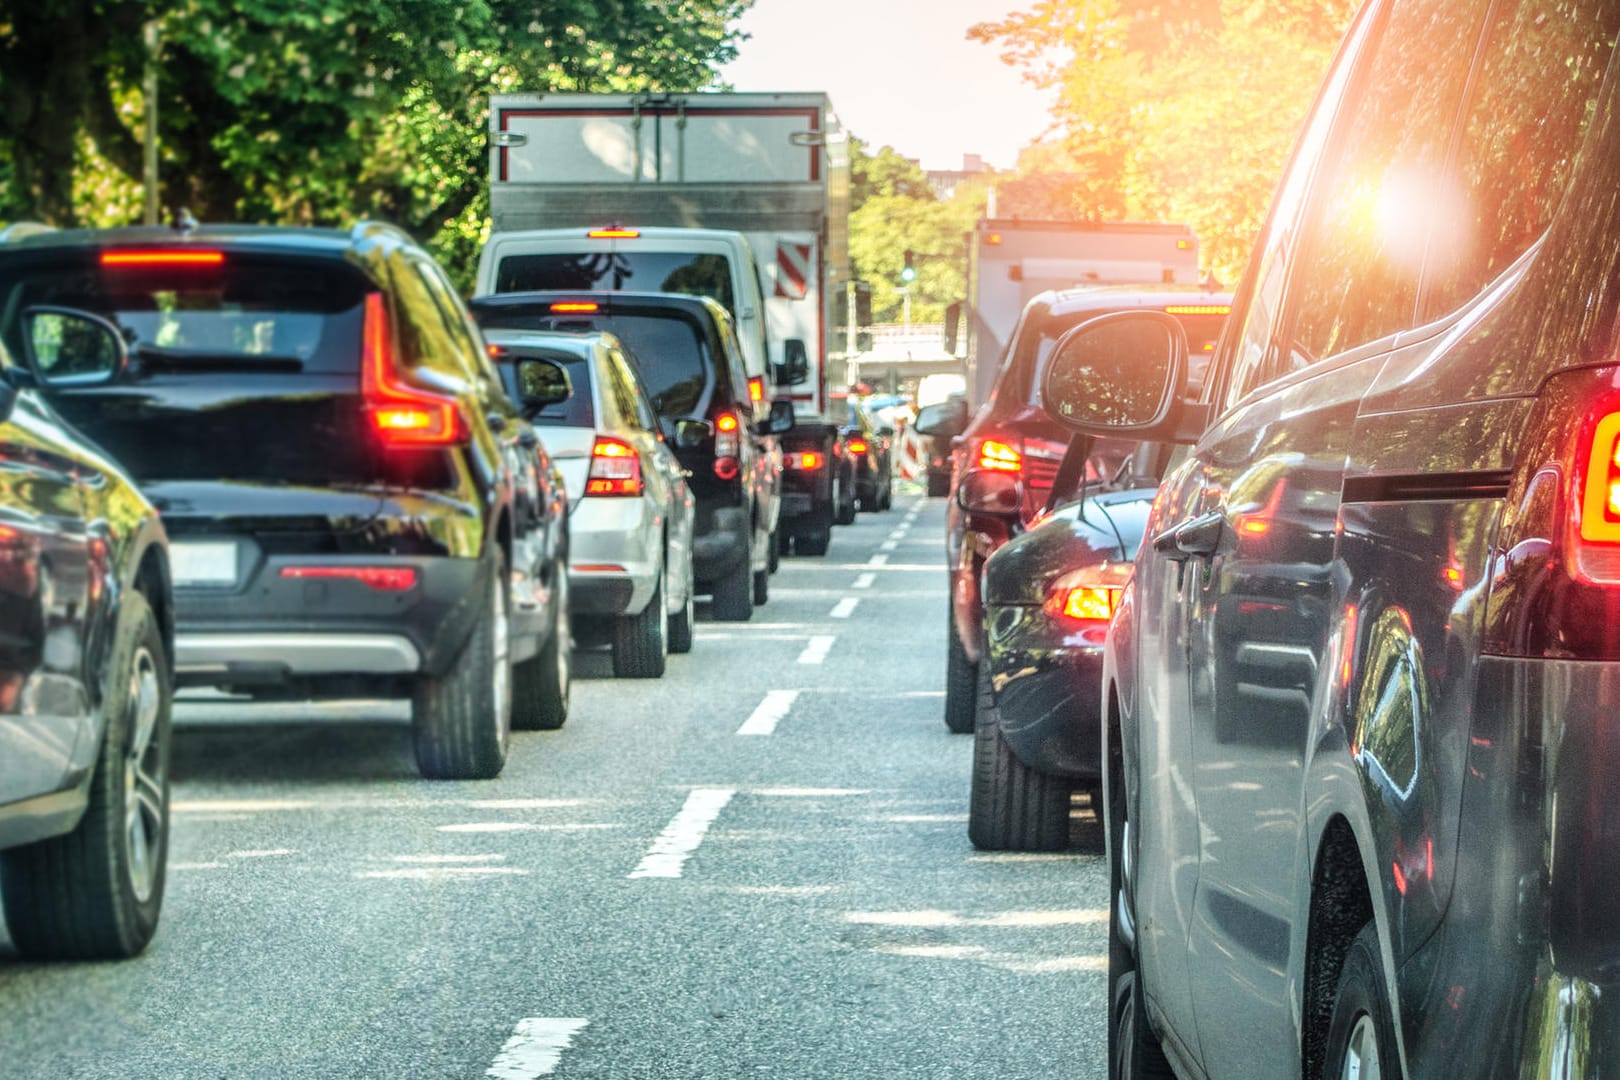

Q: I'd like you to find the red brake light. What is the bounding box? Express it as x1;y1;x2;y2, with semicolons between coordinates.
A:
716;413;740;433
749;376;765;403
1044;562;1132;626
791;451;823;470
279;566;418;591
101;250;224;268
712;411;742;480
586;436;643;496
848;439;869;455
1575;408;1620;581
550;301;600;313
362;292;466;447
587;229;640;239
978;439;1022;473
1164;304;1231;316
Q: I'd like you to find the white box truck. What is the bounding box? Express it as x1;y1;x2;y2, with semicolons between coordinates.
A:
947;218;1202;408
481;92;851;555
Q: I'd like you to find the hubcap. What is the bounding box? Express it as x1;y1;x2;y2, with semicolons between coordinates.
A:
493;575;510;739
555;572;570;699
123;645;164;903
1342;1014;1382;1080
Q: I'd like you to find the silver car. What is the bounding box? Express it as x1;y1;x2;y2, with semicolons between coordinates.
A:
485;329;697;678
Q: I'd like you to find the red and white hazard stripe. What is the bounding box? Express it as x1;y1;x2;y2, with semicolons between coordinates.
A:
774;242;811;299
896;415;927;481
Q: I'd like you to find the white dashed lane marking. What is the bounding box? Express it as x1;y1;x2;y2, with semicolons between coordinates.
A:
797;635;836;664
486;1018;590;1079
853;572;876;589
737;690;800;736
829;597;860;619
629;788;736;879
867;553;890;567
879;540;899;552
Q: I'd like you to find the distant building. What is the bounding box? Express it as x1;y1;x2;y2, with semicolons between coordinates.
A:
925;154;994;201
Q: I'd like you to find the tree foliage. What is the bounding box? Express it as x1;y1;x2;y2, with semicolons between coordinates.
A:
0;1;750;284
970;0;1356;279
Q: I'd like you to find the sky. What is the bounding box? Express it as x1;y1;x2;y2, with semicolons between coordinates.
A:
719;0;1057;172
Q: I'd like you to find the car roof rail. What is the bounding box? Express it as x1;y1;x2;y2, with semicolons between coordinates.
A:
0;222;57;243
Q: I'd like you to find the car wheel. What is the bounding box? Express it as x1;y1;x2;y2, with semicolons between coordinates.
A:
768;527;782;573
796;528;831;557
835;476;858;526
1324;923;1403;1080
1111;971;1178;1080
711;534;753;621
968;664;1072;851
0;589;171;960
878;478;893;510
668;556;695;655
753;565;769;606
943;607;977;734
612;560;668;678
514;565;570;730
413;551;512;777
1107;731;1176;1080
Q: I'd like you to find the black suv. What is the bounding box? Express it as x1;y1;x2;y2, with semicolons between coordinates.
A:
470;291;793;621
0;224;571;781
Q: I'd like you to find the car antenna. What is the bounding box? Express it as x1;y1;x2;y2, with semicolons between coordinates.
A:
1043;432;1096;519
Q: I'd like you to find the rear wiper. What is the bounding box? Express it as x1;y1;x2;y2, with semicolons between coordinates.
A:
131;344;304;374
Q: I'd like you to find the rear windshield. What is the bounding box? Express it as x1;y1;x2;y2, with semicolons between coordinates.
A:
0;253;369;376
1019;309;1227;400
494;347;594;427
475;310;710;418
495;253;735;317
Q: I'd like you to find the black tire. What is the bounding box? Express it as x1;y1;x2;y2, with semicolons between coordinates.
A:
1323;923;1403;1080
668;556;695;655
413;552;511;777
969;665;1073;851
753;565;769;606
796;527;831;557
514;567;570;729
1111;970;1178;1080
768;527;781;573
612;561;668;678
0;589;171;960
878;478;893;510
710;536;754;621
778;528;793;557
835;474;858;525
944;607;978;734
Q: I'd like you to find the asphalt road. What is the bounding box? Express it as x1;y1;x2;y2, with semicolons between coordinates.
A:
0;493;1109;1080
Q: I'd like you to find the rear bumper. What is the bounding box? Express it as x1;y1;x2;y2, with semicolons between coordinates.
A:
983;603;1104;781
568;495;661;616
173;554;484;685
692;504;749;583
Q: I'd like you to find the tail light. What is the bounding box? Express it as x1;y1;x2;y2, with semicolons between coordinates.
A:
550;301;600;313
749;376;765;403
848;438;869;455
101;250;225;268
279;566;418;591
788;451;823;470
362;293;467;447
1485;364;1620;658
714;411;741;480
587;228;640;239
586;436;643;496
1043;562;1132;638
977;438;1022;472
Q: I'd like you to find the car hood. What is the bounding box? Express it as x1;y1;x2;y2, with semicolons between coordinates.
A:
983;486;1157;607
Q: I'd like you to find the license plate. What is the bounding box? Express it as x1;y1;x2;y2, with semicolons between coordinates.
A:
170;541;238;585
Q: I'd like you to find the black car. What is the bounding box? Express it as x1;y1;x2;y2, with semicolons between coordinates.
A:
0;223;571;781
0;307;174;958
1039;1;1620;1077
974;482;1153;851
836;395;894;512
470;291;793;621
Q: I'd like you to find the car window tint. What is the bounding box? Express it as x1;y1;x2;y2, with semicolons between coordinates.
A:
1287;0;1491;364
499;349;594;427
418;262;501;392
495;252;736;317
393;259;468;378
1422;0;1619;318
612;348;659;431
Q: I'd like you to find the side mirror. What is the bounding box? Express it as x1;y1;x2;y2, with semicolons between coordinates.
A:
943;302;962;355
914;399;968;439
673;418;712;449
1041;311;1189;439
760;399;795;436
516;358;572;409
20;306;127;388
774;339;810;387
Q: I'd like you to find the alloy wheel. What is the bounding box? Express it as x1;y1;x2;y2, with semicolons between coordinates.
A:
1341;1014;1382;1080
123;645;165;904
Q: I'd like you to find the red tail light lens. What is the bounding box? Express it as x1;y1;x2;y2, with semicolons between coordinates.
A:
789;451;823;470
1576;408;1620;581
279;566;418;591
978;438;1022;472
714;411;741;480
550;301;600;313
362;293;467;447
586;436;643;496
848;439;869;455
749;376;765;403
1043;562;1132;625
587;228;640;239
101;250;224;268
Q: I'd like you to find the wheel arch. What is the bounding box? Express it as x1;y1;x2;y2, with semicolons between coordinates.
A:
1300;814;1376;1080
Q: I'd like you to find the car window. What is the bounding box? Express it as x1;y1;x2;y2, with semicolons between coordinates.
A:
716;312;752;413
606;349;647;431
418;261;503;395
495;252;736;317
1285;0;1491;365
393;257;470;379
1421;0;1619;318
612;347;660;432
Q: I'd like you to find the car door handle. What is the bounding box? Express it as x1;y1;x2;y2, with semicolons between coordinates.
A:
1152;511;1224;561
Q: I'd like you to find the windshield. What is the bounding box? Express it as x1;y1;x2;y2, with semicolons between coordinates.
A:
495;252;736;317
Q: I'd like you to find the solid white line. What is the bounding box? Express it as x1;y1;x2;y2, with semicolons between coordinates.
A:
738;690;800;736
829;597;860;619
853;573;876;589
629;788;736;879
867;553;890;567
798;635;836;664
879;540;898;552
486;1018;590;1079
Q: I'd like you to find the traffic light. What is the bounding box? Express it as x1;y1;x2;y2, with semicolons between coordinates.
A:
900;249;916;285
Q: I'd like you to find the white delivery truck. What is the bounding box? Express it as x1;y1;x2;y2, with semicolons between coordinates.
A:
946;218;1201;408
480;92;851;556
